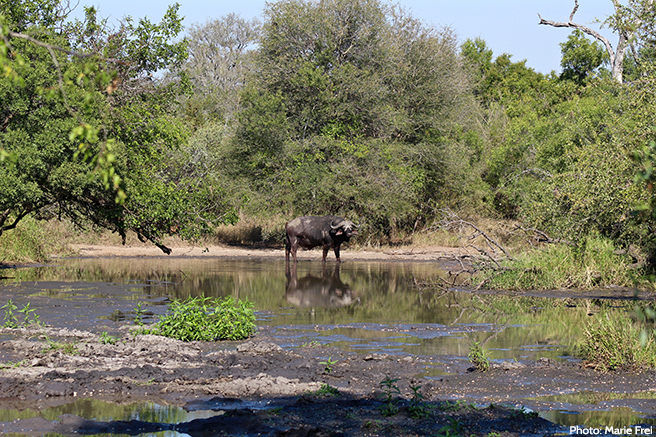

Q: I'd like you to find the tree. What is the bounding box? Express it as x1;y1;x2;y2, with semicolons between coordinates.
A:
559;29;609;83
539;0;629;83
181;13;260;126
0;1;235;254
225;0;483;238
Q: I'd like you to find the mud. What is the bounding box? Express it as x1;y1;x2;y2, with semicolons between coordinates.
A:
0;322;654;436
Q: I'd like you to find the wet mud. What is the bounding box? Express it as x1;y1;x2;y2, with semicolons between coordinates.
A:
0;320;654;436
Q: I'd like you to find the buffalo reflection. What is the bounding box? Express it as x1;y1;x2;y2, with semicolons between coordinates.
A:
285;263;359;308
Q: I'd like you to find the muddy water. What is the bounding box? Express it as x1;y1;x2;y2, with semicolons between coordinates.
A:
0;256;652;429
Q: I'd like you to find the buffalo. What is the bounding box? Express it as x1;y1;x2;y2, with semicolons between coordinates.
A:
285;215;358;263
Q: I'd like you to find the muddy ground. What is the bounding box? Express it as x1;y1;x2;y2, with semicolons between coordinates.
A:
0;245;654;436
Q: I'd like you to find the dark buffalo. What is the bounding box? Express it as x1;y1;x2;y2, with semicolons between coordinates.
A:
285;215;358;263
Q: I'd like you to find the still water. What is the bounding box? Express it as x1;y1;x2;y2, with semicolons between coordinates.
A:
0;256;653;431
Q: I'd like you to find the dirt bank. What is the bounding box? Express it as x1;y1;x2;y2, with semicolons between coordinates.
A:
68;243;472;262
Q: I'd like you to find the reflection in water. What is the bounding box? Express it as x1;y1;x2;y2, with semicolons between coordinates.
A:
285;263;358;308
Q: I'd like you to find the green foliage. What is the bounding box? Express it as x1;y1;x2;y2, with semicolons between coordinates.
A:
148;296;256;342
467;340;490;372
408;384;429;419
580;311;656;372
559;30;608;84
319;357;337;374
99;331;118;345
43;340;78;355
484;236;635;290
2;300;41;328
0;1;234;256
223;0;484;240
307;383;341;397
437;417;465;437
378;376;400;416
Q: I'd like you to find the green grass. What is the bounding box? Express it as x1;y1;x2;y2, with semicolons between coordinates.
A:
481;235;635;290
141;296;256;342
580;311;656;371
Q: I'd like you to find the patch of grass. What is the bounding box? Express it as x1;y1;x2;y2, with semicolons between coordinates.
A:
43;340;78;355
439;400;475;412
0;360;24;370
306;383;341;397
468;340;490;372
142;296;256;342
580;311;656;371
481;235;636;290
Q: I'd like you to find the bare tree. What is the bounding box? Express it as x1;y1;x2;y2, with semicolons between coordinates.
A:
538;0;630;83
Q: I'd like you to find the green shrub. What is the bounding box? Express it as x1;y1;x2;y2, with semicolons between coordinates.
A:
149;296;256;342
580;311;656;371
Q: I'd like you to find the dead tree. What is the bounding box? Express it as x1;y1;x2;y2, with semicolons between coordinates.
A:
538;0;631;83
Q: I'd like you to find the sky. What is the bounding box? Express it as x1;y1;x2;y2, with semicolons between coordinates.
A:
71;0;618;75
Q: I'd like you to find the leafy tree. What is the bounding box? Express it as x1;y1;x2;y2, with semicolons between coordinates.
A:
559;29;608;84
0;1;235;254
225;0;483;238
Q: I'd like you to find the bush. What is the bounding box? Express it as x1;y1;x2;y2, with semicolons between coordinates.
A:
149;296;256;341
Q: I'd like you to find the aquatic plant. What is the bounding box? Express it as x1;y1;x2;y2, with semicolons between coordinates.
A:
145;296;256;342
468;340;490;371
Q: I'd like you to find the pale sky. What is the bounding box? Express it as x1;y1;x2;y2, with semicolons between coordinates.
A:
72;0;618;75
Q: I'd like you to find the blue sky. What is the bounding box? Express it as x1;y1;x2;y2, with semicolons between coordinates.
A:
73;0;617;74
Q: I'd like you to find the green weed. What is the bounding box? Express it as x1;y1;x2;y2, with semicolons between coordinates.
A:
99;331;118;345
2;300;42;328
437;417;465;437
481;235;635;290
439;400;474;412
43;340;78;355
307;383;340;397
408;384;429;419
468;340;490;371
319;357;337;374
378;376;400;416
144;296;256;342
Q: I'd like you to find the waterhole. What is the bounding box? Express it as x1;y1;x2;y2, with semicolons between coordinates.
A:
1;256;654;431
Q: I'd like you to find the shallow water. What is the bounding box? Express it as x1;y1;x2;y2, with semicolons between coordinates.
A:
0;256;653;430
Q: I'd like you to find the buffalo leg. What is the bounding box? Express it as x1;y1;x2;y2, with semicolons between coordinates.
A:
334;245;341;263
322;245;329;262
